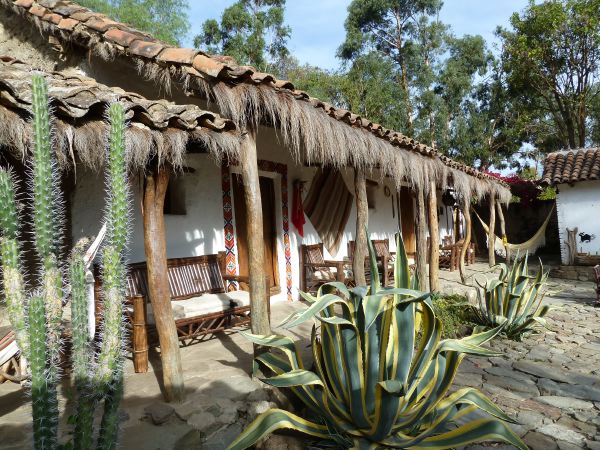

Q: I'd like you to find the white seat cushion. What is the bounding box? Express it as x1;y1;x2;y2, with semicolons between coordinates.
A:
142;290;251;324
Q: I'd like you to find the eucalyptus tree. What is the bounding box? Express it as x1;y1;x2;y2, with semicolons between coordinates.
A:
194;0;291;73
76;0;189;45
498;0;600;151
338;0;446;134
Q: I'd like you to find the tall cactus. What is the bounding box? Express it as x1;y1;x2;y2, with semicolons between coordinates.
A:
0;74;130;450
94;102;129;449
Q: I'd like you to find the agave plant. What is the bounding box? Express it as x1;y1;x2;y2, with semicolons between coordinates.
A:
227;235;526;450
473;253;551;341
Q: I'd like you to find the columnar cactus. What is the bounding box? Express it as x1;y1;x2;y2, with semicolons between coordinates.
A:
0;74;130;450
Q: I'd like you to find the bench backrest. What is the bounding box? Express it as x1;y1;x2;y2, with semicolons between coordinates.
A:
126;254;226;301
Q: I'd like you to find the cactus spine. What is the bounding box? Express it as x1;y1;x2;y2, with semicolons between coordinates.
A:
0;170;28;359
0;75;129;450
70;241;95;450
95;102;129;449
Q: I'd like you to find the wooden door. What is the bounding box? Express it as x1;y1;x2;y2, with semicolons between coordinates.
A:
399;186;416;254
232;174;280;294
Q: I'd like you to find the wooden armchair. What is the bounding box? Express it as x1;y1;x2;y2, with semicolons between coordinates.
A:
300;243;354;294
348;239;395;286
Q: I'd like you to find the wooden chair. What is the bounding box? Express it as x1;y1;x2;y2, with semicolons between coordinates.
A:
594;265;600;306
348;239;395;286
372;239;395;286
300;243;354;294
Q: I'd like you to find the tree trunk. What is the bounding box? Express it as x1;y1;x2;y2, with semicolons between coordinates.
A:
496;200;508;262
488;194;496;267
353;169;368;286
415;187;428;291
427;181;439;292
143;167;185;402
459;200;472;284
239;127;271;343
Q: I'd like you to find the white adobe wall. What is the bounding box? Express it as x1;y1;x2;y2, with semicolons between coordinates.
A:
555;180;600;264
71;125;455;301
71;153;226;264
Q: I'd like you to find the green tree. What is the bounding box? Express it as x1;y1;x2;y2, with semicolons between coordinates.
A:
76;0;189;45
338;0;446;134
498;0;600;151
193;0;291;72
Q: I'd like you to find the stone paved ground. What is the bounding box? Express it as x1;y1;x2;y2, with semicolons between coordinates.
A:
450;263;600;450
1;262;599;449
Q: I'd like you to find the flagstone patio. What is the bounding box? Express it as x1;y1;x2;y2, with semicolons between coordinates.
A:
0;261;599;449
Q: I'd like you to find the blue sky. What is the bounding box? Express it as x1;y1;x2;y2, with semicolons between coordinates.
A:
185;0;529;70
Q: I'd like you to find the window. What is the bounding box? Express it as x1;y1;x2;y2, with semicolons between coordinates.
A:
163;176;187;215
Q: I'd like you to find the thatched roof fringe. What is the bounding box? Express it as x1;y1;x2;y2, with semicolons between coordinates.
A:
187;72;503;201
0;114;240;173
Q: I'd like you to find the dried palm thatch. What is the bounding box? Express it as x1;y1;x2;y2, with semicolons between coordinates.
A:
0;57;239;171
0;0;510;202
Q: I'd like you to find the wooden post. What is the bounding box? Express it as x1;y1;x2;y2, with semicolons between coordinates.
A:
496;200;508;262
132;295;148;373
488;194;496;267
353;169;368;286
239;127;271;340
459;200;472;284
415;187;428;291
427;181;439;292
143;167;185;402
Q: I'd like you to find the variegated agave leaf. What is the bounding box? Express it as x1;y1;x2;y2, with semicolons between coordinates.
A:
228;233;527;450
474;254;553;340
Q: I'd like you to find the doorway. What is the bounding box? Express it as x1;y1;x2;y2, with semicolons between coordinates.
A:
399;186;416;254
232;173;280;294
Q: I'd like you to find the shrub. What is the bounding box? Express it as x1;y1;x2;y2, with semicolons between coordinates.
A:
227;235;526;450
473;254;551;341
431;294;478;339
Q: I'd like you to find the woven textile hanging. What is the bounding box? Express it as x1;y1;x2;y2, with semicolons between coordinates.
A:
304;168;353;256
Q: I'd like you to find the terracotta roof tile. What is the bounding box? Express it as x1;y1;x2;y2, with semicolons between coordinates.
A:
0;56;236;134
14;0;33;7
156;47;196;64
105;28;142;47
57;17;78;30
542;148;600;185
42;12;61;24
68;10;96;21
3;0;506;188
128;39;164;58
84;17;120;32
192;54;225;78
28;4;47;17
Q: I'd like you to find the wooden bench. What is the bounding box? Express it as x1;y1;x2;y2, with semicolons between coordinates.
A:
124;253;262;373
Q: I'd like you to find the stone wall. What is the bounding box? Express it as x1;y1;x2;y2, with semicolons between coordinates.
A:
549;265;596;282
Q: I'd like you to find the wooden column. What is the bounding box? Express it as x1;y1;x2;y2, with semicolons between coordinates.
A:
496;200;509;262
415;187;428;291
459;200;472;284
427;181;439;292
143;167;185;402
353;169;368;286
239;127;271;339
132;295;148;373
488;194;496;267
